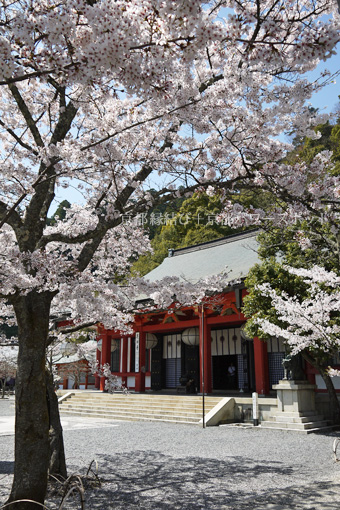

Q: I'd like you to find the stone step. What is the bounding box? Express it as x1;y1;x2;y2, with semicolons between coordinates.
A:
274;410;320;418
275;414;325;424
58;393;221;425
60;403;205;419
59;408;201;424
61;400;217;412
67;395;222;405
60;405;214;416
261;419;329;431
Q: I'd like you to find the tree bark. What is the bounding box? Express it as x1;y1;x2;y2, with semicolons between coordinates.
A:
46;368;67;479
7;291;53;510
319;368;340;425
1;379;6;398
302;351;340;425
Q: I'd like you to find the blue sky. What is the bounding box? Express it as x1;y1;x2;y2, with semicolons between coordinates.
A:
307;51;340;114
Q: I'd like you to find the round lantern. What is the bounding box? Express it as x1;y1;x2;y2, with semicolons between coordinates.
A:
240;324;251;340
182;327;199;346
111;339;119;352
97;339;102;352
146;333;158;349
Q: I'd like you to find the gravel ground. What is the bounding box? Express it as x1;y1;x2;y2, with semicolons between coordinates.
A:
1;397;340;509
0;397;14;416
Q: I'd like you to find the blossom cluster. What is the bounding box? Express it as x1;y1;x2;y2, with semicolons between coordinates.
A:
89;360;128;394
254;266;340;365
0;0;339;338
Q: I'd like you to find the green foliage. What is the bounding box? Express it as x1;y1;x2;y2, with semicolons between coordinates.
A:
244;112;340;337
47;200;71;226
142;192;186;240
286;115;340;174
131;191;243;276
256;223;340;273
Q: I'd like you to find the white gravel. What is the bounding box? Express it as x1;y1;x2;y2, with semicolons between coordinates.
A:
1;398;340;509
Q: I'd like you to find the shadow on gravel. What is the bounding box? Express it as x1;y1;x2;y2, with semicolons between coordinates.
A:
73;450;306;510
0;461;14;474
245;481;340;510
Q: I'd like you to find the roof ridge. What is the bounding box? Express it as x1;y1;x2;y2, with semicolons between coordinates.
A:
170;229;259;257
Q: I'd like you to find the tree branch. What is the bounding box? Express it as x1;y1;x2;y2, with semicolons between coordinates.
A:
8;83;44;148
57;321;97;335
0;119;38;155
0;200;23;232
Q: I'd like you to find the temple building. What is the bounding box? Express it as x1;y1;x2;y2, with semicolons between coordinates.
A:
96;230;288;395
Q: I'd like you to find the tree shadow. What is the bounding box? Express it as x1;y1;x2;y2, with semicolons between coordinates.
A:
0;461;14;474
62;450;331;510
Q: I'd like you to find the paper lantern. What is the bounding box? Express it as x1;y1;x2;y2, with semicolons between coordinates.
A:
182;328;199;346
146;333;158;349
111;339;119;352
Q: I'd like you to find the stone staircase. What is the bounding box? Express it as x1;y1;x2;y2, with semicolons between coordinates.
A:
260;410;331;433
58;392;224;425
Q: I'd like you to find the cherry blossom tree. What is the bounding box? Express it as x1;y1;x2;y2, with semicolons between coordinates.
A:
0;1;339;508
251;265;340;422
0;345;17;398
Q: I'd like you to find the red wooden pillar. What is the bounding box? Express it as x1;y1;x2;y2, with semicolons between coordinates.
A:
199;308;212;394
100;333;111;391
135;329;146;392
121;336;128;388
253;337;270;395
95;344;101;389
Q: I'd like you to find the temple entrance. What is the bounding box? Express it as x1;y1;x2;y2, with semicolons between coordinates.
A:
163;333;182;389
211;328;255;392
181;343;199;393
150;328;256;393
150;333;200;390
212;354;238;390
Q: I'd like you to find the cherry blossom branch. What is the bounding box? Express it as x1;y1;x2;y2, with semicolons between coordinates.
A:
0;118;38;154
8;83;44;148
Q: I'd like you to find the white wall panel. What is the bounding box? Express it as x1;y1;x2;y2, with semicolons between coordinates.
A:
211;328;242;356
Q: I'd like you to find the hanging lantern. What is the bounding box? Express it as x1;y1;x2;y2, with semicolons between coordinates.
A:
240;324;252;340
146;333;158;349
182;327;199;346
97;339;102;352
111;339;119;352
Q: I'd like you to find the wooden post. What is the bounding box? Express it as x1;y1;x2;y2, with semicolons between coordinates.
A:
100;333;111;391
121;336;128;388
95;345;101;389
135;329;146;392
199;308;212;394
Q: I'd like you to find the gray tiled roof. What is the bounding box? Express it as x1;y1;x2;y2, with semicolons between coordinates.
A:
144;230;260;284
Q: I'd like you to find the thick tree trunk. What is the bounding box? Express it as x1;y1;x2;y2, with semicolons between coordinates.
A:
302;351;340;425
319;369;340;425
1;379;6;398
7;291;53;510
46;368;67;479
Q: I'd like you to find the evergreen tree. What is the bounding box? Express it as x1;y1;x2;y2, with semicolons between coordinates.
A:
46;200;71;226
132;192;243;276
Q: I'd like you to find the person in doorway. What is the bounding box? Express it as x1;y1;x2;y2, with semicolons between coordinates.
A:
228;362;236;389
186;377;196;394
